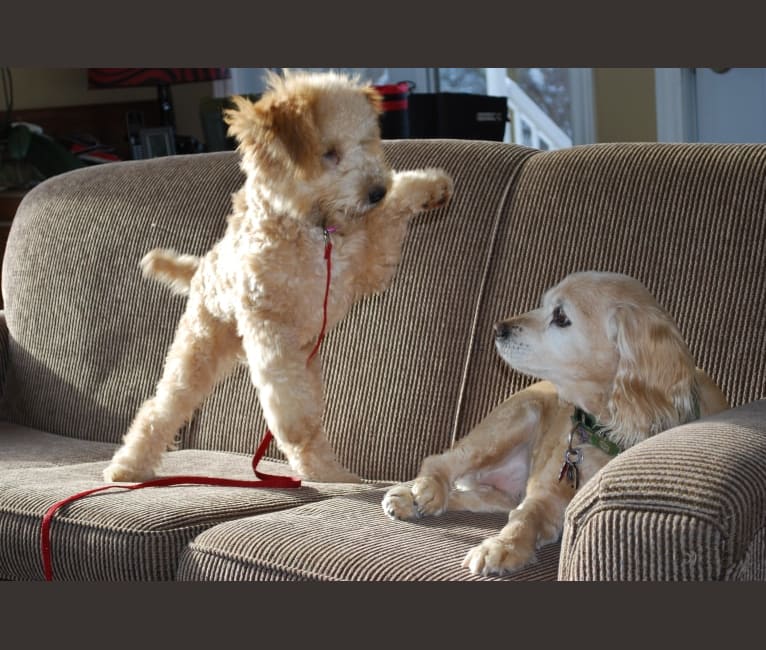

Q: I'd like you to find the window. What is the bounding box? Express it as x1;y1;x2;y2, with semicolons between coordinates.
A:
511;68;572;140
437;68;487;94
520;120;533;147
222;68;594;149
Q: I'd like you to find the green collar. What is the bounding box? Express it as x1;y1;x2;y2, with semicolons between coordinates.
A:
572;394;702;458
571;408;622;457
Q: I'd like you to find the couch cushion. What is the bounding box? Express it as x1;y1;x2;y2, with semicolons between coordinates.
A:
176;488;559;581
0;449;379;580
0;422;117;470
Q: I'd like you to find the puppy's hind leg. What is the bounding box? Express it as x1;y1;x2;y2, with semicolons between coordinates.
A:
103;299;240;482
240;323;361;483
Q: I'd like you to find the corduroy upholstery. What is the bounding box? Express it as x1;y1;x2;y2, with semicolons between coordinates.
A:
0;140;764;581
177;489;560;581
559;400;766;580
0;452;377;580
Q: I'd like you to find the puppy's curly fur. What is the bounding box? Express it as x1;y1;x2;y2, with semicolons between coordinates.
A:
104;71;453;484
382;272;729;575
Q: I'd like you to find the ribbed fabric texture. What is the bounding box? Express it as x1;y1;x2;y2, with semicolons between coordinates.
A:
186;140;536;481
2;141;766;582
455;143;766;439
0;449;378;580
176;489;559;581
559;400;766;580
0;152;243;443
0;421;117;470
0;312;8;403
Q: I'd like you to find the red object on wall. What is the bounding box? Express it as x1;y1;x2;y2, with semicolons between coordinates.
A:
87;68;230;88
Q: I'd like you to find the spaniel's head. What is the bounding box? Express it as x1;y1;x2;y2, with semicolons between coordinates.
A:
494;271;699;446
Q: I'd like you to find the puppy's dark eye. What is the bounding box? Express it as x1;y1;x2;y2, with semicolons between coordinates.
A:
322;148;340;166
551;305;571;328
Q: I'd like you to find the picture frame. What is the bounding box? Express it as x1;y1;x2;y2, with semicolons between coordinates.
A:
138;126;176;158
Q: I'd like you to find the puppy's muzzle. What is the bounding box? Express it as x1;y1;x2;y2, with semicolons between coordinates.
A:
368;186;387;205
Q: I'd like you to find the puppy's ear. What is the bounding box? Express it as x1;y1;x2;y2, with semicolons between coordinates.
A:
224;93;320;173
223;95;260;148
363;86;383;115
262;94;321;170
608;303;699;439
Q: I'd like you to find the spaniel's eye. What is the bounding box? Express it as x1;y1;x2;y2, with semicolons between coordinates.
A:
551;305;571;328
322;148;340;166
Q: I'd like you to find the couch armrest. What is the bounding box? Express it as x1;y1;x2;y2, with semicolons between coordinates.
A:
0;310;7;401
559;399;766;580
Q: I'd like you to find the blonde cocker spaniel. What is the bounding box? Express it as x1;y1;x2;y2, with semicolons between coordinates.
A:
383;271;728;575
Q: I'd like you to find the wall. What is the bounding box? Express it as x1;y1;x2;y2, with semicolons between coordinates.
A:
7;68;211;143
593;68;657;142
6;67;661;147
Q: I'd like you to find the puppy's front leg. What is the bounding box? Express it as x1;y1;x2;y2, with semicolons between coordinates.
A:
353;169;453;297
386;168;454;217
240;325;361;483
104;300;240;482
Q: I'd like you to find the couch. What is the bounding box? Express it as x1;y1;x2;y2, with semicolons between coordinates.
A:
0;139;764;581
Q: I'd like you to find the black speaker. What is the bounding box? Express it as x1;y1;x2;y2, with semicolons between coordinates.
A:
409;92;508;141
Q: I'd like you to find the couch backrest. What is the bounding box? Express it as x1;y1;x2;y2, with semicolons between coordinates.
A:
455;143;766;442
1;152;242;446
2;141;764;482
0;141;535;481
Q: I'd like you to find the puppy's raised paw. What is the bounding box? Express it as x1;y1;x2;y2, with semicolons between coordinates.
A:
392;168;454;215
462;535;536;576
418;169;454;211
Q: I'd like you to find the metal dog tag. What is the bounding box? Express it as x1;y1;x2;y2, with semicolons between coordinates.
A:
558;446;582;490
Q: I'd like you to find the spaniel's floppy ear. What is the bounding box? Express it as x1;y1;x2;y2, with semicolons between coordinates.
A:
223;91;321;173
607;302;699;443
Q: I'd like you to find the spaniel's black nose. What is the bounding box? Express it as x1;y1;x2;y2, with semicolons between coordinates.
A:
368;186;387;205
494;321;511;340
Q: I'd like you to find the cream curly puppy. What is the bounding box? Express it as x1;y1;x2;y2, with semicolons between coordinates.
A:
382;272;728;575
103;71;453;484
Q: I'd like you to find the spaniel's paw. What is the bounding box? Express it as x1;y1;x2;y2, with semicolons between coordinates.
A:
462;535;535;576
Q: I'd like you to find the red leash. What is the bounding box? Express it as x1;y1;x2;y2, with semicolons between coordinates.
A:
41;227;335;581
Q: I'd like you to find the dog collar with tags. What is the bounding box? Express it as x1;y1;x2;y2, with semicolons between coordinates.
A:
559;408;619;490
571;407;622;457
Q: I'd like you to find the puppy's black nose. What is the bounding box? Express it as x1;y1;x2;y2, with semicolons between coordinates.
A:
494;322;511;340
368;186;387;205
